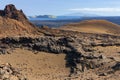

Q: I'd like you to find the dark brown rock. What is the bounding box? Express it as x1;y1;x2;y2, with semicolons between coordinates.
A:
0;4;42;37
112;62;120;71
0;4;28;22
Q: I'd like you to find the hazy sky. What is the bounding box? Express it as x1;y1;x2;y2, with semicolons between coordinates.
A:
1;0;120;16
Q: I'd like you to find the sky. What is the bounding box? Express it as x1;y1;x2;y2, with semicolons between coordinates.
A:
1;0;120;16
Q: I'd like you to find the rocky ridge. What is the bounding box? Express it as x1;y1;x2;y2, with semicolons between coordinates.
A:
0;4;42;37
0;4;28;22
0;31;120;79
0;4;120;80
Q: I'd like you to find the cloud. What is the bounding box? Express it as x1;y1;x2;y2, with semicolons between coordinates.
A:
69;8;120;12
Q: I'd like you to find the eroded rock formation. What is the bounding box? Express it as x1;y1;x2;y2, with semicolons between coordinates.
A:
0;4;120;80
0;4;42;37
0;32;120;78
0;63;27;80
0;4;27;22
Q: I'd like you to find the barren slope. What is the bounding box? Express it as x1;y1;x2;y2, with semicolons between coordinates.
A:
0;17;41;37
61;20;120;35
0;48;69;80
1;4;120;80
0;4;43;37
1;34;120;80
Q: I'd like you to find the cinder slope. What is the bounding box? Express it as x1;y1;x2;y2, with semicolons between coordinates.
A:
0;49;69;80
0;4;42;37
61;20;120;35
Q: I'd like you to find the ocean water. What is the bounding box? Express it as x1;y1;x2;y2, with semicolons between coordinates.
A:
29;16;82;21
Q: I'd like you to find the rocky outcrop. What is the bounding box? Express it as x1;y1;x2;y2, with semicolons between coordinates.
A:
0;32;120;77
1;3;120;80
0;63;27;80
0;4;43;37
0;4;28;22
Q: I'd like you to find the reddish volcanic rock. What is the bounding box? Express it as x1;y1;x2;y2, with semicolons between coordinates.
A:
0;4;28;22
0;4;43;37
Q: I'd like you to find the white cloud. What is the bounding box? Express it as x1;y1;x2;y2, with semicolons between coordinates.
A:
69;8;120;12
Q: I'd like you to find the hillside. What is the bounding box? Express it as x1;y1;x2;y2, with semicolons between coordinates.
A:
1;33;120;80
1;4;120;80
61;20;120;35
0;4;42;37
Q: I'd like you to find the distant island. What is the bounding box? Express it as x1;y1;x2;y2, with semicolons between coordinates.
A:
28;12;99;21
28;15;57;19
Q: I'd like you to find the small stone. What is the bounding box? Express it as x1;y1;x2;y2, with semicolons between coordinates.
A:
112;62;120;70
2;74;10;79
99;55;106;59
113;57;120;61
99;73;107;76
10;76;19;80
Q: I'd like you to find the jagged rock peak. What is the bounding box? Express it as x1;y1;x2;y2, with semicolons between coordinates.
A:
0;4;41;37
0;4;28;21
4;4;17;12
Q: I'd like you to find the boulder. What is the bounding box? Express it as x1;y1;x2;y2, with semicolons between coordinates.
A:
112;62;120;71
4;4;28;22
